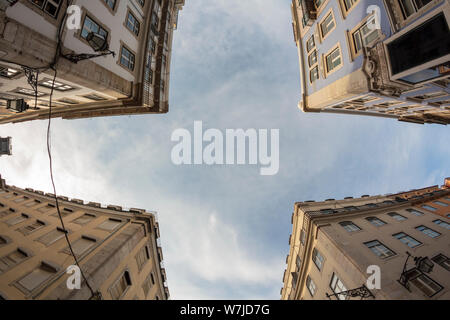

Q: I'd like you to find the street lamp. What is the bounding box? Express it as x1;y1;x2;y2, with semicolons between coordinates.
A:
61;32;115;64
86;32;109;52
398;252;434;291
326;285;375;300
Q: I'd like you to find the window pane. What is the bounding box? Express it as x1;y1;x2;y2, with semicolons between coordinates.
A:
37;228;66;246
98;219;122;231
18;263;57;292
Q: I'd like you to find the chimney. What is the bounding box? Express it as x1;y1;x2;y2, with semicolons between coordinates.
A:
445;178;450;188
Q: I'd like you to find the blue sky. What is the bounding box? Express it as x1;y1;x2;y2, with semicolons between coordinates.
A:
0;0;449;299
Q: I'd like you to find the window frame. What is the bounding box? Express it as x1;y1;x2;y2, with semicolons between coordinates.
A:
416;225;441;238
124;8;141;37
348;12;383;60
339;221;361;232
118;43;136;72
312;248;325;271
393;232;422;248
319;8;336;41
306;275;317;297
323;43;343;77
338;0;361;18
109;269;132;300
329;272;348;300
13;261;59;295
366;216;387;227
364;240;396;259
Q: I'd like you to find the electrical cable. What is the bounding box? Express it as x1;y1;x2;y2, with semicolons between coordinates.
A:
43;0;97;299
46;65;97;299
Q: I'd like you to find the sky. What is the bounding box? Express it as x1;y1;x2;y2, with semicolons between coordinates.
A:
0;0;449;300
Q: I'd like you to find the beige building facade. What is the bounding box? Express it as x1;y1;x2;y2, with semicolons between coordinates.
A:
0;174;169;300
0;0;185;124
282;179;450;300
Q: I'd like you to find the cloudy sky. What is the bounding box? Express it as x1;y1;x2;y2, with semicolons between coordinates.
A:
0;0;449;299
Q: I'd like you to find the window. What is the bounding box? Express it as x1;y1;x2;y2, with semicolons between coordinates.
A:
300;229;306;245
66;236;96;256
388;212;407;221
13;197;27;204
386;13;450;79
37;228;67;246
83;94;108;101
0;249;29;272
28;0;62;18
306;275;316;296
306;35;315;53
365;240;396;259
110;271;132;300
422;205;437;212
398;0;433;19
37;205;53;213
126;11;140;36
310;66;319;82
58;98;79;105
312;248;324;271
0;208;15;218
0;66;20;79
103;0;116;10
366;217;386;227
320;11;335;39
137;0;145;7
142;274;152;297
406;208;424;216
339;221;361;232
81;15;108;40
52;208;74;218
6;214;29;226
98;218;122;232
341;0;359;12
405;269;443;297
433;220;450;230
39;79;74;92
24;200;41;208
351;15;380;56
136;245;150;271
0;236;8;247
14;88;46;97
72;213;96;225
120;46;135;71
432;254;450;272
330;273;348;300
314;0;326;9
393;232;422;248
16;220;46;236
308;50;318;67
325;46;342;74
433;201;448;207
15;262;58;293
416;225;441;238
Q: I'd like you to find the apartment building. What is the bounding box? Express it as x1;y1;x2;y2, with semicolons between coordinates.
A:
0;174;169;300
291;0;450;125
0;0;185;124
282;178;450;300
0;137;12;156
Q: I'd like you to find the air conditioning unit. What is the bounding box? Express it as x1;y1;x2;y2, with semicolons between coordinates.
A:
6;99;29;113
